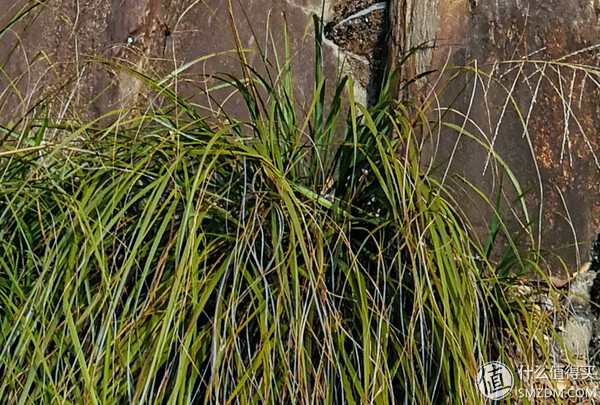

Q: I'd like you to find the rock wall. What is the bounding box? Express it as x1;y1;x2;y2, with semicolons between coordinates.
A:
0;0;346;120
0;0;398;119
392;0;600;275
2;0;599;274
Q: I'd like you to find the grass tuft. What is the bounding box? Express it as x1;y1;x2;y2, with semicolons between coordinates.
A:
0;16;564;404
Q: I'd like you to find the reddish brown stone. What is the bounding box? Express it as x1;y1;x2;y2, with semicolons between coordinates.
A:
416;0;600;275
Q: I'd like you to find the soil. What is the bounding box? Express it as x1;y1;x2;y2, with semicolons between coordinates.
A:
325;0;387;59
325;9;385;59
324;0;389;104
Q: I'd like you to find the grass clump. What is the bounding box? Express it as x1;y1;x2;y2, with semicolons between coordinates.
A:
0;18;557;404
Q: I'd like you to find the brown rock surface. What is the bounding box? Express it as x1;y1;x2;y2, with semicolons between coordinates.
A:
3;0;599;275
392;0;600;275
0;0;344;122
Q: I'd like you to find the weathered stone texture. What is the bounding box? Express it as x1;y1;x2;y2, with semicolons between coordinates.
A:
403;0;600;274
0;0;343;122
2;0;599;274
